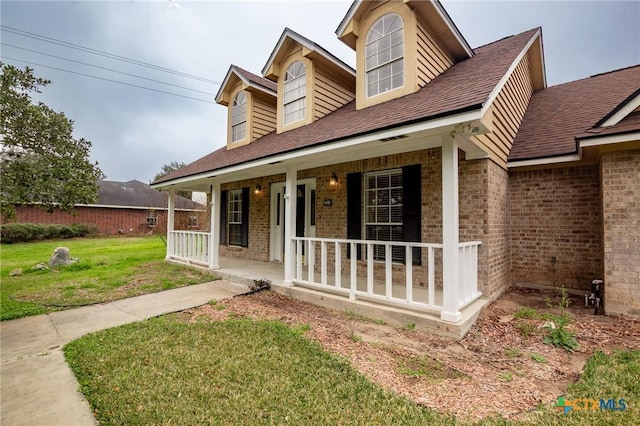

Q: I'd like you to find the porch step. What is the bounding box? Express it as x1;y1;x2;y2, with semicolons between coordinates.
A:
204;259;488;339
272;284;488;339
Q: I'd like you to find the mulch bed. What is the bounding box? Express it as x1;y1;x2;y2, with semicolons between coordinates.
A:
184;286;640;421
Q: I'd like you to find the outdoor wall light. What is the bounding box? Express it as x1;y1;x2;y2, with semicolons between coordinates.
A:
254;184;262;195
329;172;338;187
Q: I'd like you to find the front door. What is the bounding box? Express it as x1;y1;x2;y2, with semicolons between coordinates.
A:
270;179;316;262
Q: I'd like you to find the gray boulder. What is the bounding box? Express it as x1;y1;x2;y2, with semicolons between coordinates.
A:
49;247;71;267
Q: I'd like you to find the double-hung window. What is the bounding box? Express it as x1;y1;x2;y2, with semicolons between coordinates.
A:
365;169;404;262
283;61;306;125
220;188;249;247
147;210;158;227
231;91;247;142
365;13;404;97
227;189;243;246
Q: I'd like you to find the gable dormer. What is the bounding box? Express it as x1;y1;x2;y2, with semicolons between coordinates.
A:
215;65;277;149
262;28;356;134
336;0;473;110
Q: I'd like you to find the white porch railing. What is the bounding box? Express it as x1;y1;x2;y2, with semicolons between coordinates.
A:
457;241;481;309
291;237;482;314
167;231;210;267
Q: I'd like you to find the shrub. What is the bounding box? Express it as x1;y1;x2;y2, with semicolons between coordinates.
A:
71;223;99;236
0;223;99;243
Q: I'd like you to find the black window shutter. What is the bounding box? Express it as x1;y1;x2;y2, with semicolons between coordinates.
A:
219;190;228;245
241;187;249;247
346;172;362;260
296;184;306;237
402;164;422;265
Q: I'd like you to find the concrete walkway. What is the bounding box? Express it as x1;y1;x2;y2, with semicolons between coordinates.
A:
0;280;249;426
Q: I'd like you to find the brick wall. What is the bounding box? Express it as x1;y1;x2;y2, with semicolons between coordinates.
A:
487;161;511;298
459;157;511;300
10;205;202;235
219;174;285;261
509;165;602;291
601;149;640;316
300;149;492;294
217;149;502;300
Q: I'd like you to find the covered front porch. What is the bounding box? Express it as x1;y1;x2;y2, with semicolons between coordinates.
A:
166;250;488;339
159;112;494;329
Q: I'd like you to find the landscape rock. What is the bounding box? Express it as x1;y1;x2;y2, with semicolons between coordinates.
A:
31;262;48;271
9;268;23;276
49;247;71;267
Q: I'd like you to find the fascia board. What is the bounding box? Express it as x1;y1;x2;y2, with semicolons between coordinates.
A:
215;66;276;103
600;93;640;127
579;131;640;147
262;29;355;77
152;109;483;188
335;0;361;39
430;0;474;58
481;29;541;116
507;154;581;168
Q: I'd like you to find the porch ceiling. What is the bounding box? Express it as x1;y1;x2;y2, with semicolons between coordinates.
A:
163;110;489;192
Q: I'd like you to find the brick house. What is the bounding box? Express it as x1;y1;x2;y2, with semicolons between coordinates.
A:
152;0;640;332
11;180;205;236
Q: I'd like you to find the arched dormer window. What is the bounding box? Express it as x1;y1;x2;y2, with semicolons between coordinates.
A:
283;61;306;125
231;91;247;142
365;13;404;97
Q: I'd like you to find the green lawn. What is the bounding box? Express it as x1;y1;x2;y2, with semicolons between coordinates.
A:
0;236;215;321
64;314;639;425
64;316;453;425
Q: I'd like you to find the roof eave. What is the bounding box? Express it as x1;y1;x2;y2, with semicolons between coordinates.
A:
336;0;474;59
215;66;277;104
429;0;474;58
261;28;355;78
481;28;542;115
152;104;483;188
596;89;640;127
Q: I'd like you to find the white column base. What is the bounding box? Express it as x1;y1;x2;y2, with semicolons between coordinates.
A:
440;310;462;323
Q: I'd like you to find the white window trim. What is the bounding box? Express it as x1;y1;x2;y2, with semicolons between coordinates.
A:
227;189;243;246
146;210;158;227
364;168;404;262
231;92;247;143
283;61;306;125
365;13;404;98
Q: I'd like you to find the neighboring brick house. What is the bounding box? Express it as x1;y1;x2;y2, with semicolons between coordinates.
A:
11;180;206;235
152;0;639;329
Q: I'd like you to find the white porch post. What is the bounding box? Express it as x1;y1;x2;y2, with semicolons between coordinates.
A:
208;182;221;270
166;189;176;260
283;166;298;285
441;135;461;322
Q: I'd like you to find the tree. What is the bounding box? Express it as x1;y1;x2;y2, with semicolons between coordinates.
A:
153;161;187;182
1;63;105;219
152;161;191;199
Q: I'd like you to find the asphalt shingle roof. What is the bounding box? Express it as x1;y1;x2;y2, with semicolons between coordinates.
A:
509;65;640;161
232;65;277;93
97;180;202;209
155;29;539;185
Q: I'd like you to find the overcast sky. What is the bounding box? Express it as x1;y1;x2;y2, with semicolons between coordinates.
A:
1;1;638;183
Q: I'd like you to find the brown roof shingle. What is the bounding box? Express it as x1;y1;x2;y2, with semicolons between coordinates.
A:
156;29;539;184
232;65;277;93
509;65;640;161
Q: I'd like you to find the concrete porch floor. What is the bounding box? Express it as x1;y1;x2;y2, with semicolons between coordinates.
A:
206;256;489;339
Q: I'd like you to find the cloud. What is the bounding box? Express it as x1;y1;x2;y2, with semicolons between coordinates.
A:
2;0;638;184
